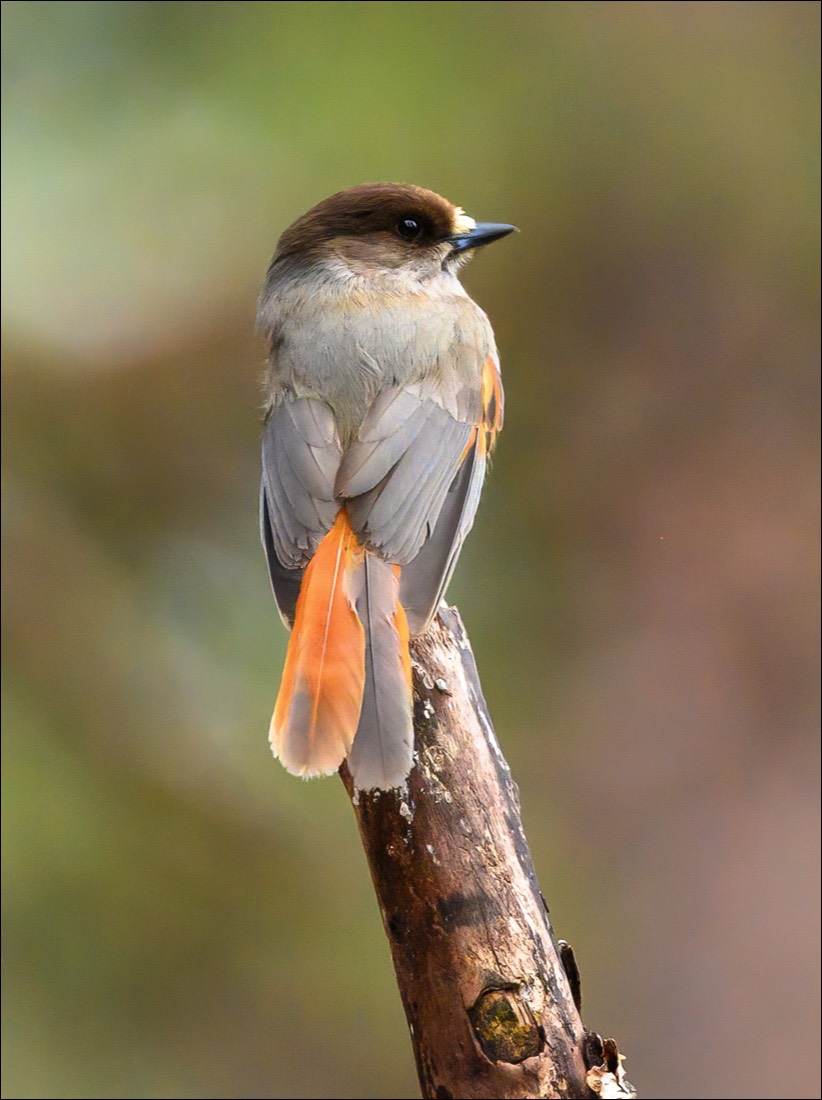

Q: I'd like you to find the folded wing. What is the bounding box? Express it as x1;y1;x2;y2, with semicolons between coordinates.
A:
336;354;503;634
260;397;342;624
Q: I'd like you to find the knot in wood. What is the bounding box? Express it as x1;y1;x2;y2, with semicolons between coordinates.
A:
468;986;543;1064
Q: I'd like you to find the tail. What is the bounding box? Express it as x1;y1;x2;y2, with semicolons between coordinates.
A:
270;511;414;789
271;512;365;778
346;556;414;790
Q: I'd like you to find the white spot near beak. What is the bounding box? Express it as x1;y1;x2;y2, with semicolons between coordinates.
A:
452;208;477;235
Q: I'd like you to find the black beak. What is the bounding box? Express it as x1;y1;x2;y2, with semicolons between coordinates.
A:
448;222;517;253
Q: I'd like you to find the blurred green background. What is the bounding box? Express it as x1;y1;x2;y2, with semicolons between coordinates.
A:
2;2;819;1098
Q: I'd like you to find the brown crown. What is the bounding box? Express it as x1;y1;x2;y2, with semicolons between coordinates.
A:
274;183;459;259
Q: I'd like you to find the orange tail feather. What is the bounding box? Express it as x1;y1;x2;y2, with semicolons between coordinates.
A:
270;512;365;778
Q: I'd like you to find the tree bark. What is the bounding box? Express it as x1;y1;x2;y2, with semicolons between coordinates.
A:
341;607;613;1100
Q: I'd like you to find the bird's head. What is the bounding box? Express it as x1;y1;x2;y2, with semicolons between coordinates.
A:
270;183;515;283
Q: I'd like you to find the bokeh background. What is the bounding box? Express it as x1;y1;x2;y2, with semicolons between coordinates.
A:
2;3;819;1098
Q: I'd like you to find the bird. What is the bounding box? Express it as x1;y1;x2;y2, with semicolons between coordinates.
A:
257;182;514;791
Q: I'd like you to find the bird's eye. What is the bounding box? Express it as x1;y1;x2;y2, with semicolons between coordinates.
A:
396;217;424;242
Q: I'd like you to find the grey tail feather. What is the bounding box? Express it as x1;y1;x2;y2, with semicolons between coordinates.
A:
346;554;414;790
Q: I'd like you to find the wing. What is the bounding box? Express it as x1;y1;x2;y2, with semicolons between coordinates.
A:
260;397;342;625
398;429;487;634
336;354;503;635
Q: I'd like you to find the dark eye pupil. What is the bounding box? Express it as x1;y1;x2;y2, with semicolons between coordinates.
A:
397;217;422;241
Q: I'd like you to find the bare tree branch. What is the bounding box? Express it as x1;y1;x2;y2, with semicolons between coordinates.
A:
342;607;636;1099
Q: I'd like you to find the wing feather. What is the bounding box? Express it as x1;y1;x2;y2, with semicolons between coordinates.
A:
339;389;473;564
400;432;487;634
339;355;502;635
260;398;342;622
